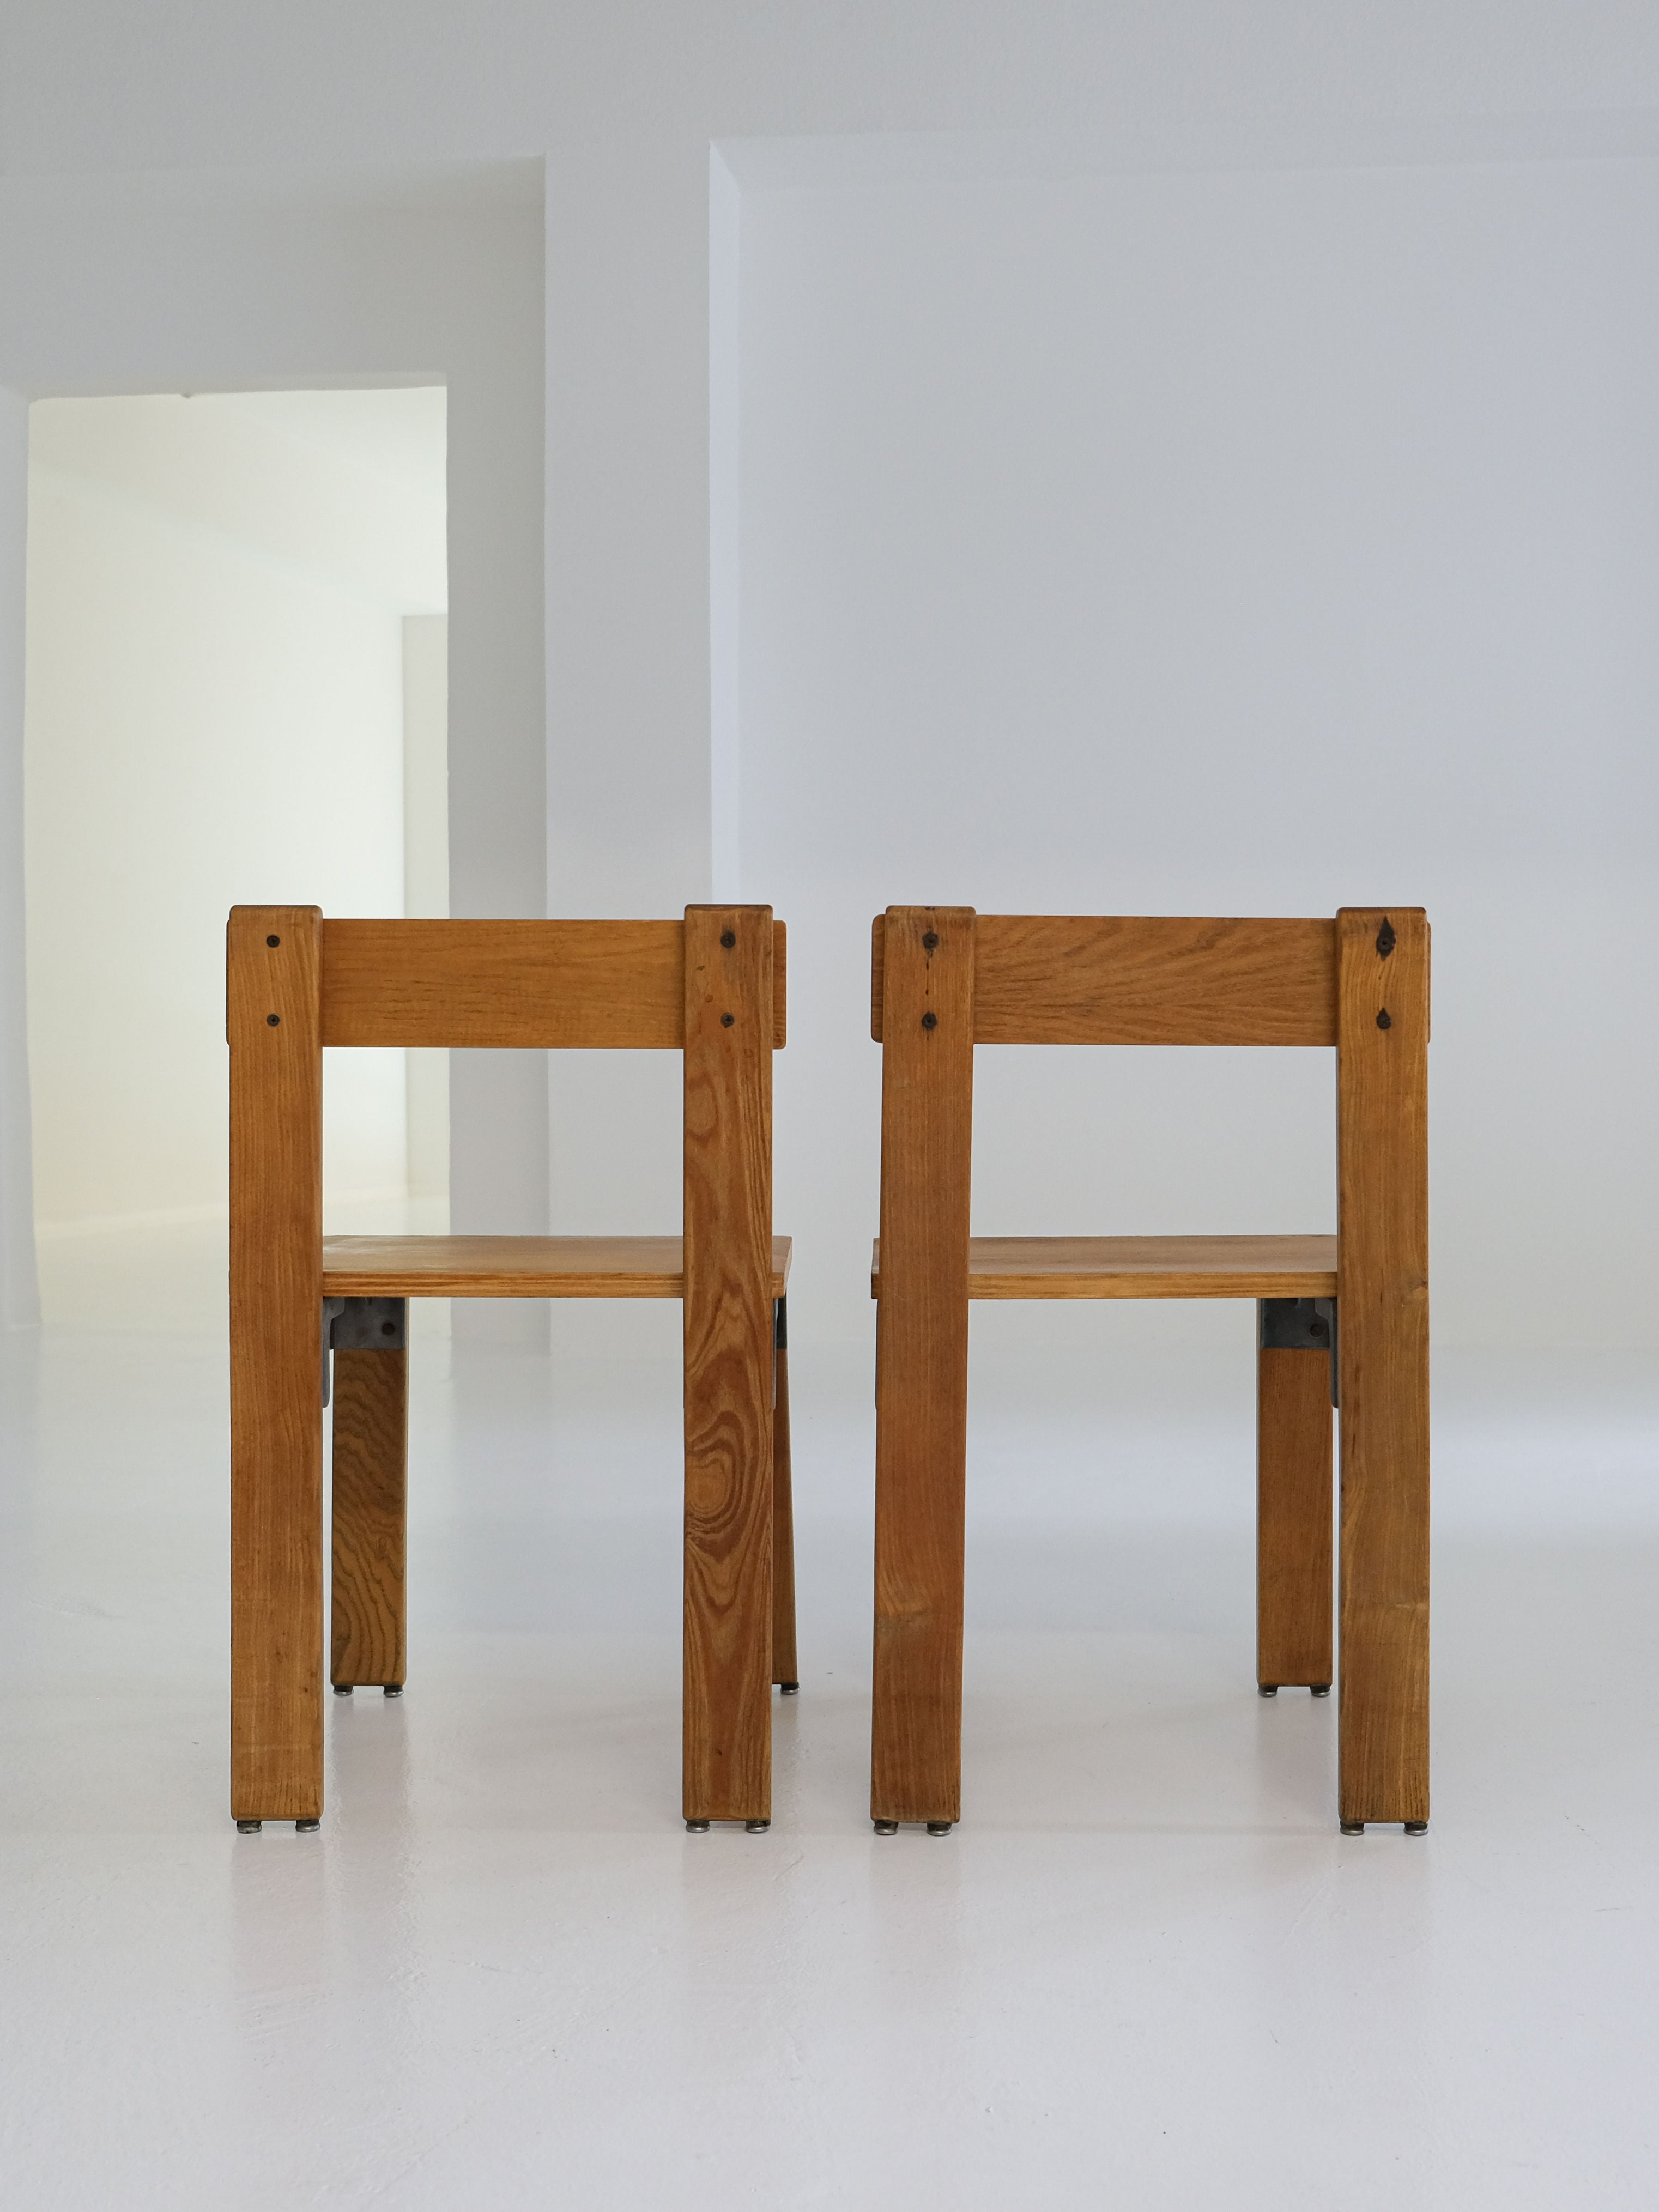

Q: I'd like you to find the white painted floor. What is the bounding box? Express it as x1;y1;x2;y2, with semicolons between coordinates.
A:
3;1226;1658;2207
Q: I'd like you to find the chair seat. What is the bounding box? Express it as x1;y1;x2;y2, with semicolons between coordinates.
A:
871;1233;1336;1300
323;1233;793;1299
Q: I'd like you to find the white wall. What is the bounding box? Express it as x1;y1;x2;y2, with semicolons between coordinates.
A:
403;610;451;1205
0;162;546;1324
24;389;446;1240
0;387;37;1326
734;153;1659;1350
0;14;1656;1352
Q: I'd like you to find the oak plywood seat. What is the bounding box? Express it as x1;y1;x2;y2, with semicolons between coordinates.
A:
868;908;1429;1839
323;1234;794;1300
229;906;795;1837
871;1234;1337;1301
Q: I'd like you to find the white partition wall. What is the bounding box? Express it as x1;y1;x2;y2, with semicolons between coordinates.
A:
726;146;1659;1352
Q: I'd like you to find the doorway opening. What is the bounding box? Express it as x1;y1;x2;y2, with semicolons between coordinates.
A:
23;386;449;1328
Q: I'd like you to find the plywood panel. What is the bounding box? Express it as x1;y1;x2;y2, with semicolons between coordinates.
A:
321;918;788;1050
870;1233;1337;1300
228;905;324;1824
321;1233;791;1298
872;913;1335;1046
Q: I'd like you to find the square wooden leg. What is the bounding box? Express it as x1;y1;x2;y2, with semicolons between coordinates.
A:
869;906;974;1831
230;1302;325;1825
682;905;775;1826
1336;907;1430;1829
1256;1343;1334;1690
771;1304;799;1692
871;1297;968;1827
228;904;324;1827
330;1346;409;1692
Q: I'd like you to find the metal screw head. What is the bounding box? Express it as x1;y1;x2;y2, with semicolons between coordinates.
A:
1376;1009;1392;1030
921;1011;937;1031
266;934;281;947
720;929;736;948
267;1014;281;1027
721;1012;735;1027
922;931;939;950
380;1320;396;1336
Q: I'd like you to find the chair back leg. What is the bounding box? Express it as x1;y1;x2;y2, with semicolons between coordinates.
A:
1336;908;1431;1828
871;908;975;1828
682;906;776;1823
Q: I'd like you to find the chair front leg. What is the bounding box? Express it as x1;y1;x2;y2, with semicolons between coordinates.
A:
1256;1301;1335;1694
771;1299;799;1694
330;1312;409;1695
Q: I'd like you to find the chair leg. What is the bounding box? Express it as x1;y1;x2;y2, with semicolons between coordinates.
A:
771;1302;799;1692
869;906;974;1832
330;1346;409;1693
1335;905;1431;1831
1256;1345;1334;1691
230;1298;325;1826
870;1292;968;1827
682;904;776;1827
228;904;324;1830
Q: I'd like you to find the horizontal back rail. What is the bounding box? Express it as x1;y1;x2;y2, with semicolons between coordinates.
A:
318;918;786;1050
873;913;1335;1047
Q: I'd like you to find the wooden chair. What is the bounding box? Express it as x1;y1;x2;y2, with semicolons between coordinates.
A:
227;905;795;1835
868;908;1428;1837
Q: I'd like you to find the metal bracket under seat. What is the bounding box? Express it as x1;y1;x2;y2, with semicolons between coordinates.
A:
322;1296;408;1406
1258;1294;1338;1408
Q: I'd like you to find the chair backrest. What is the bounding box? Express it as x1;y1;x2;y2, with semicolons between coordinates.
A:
868;902;1428;1415
226;902;784;1434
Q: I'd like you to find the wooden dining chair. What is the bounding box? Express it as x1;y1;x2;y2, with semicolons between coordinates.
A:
227;905;795;1836
868;908;1428;1838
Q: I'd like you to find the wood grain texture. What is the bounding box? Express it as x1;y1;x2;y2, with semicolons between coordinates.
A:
870;1233;1337;1300
322;1234;792;1299
681;906;775;1822
228;905;325;1823
871;906;976;1827
1336;907;1430;1827
321;918;788;1050
1256;1345;1334;1688
872;913;1335;1046
771;1322;798;1687
330;1348;408;1689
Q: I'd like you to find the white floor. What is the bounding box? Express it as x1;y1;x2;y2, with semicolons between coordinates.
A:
3;1226;1657;2208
